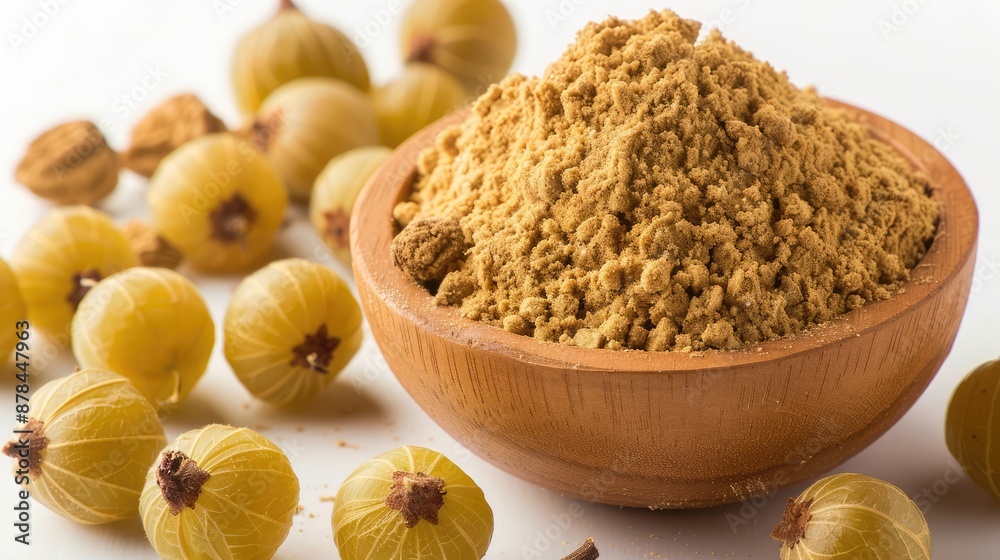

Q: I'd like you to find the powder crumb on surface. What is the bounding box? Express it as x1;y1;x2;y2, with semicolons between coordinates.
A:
395;9;938;352
319;496;336;502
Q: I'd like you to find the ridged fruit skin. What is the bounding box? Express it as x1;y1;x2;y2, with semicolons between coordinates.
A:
0;259;27;363
232;2;370;114
946;359;1000;499
333;446;494;560
11;206;137;338
309;146;392;266
776;473;931;560
401;0;517;94
256;77;381;201
224;258;363;406
373;64;468;148
140;425;300;560
72;267;215;411
147;133;288;273
7;369;166;524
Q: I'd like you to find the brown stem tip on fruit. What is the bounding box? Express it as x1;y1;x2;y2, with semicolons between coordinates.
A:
407;35;437;64
563;538;600;560
240;109;286;153
385;471;446;528
156;450;211;516
2;419;48;479
290;325;341;374
210;193;257;246
67;269;102;310
771;497;814;549
124;220;184;269
278;0;296;11
322;209;351;249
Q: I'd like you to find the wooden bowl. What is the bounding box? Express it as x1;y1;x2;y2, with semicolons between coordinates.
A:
350;101;978;508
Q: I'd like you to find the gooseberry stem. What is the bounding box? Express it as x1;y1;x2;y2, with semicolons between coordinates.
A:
406;35;437;64
67;269;103;310
385;471;446;528
771;497;814;549
290;325;340;374
209;193;257;246
240;110;285;154
156;451;211;516
2;418;47;479
165;369;183;406
278;0;296;11
563;538;599;560
322;209;351;249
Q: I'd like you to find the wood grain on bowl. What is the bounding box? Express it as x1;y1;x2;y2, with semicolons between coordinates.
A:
350;101;978;508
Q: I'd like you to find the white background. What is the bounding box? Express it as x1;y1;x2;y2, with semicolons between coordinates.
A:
1;0;999;558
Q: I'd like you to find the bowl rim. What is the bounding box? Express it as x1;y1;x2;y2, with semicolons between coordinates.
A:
351;99;979;374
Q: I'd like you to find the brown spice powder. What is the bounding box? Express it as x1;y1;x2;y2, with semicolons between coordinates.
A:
394;10;939;352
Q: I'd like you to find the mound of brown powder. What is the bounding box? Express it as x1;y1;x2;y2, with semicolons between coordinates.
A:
393;10;938;352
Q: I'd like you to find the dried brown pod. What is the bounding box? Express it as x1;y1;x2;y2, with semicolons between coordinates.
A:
122;94;227;178
16;120;120;205
563;539;599;560
123;220;184;269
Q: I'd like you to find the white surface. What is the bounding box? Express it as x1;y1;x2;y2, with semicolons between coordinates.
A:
1;1;999;558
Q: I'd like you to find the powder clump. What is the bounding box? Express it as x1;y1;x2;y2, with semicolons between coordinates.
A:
395;10;938;352
392;217;467;284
